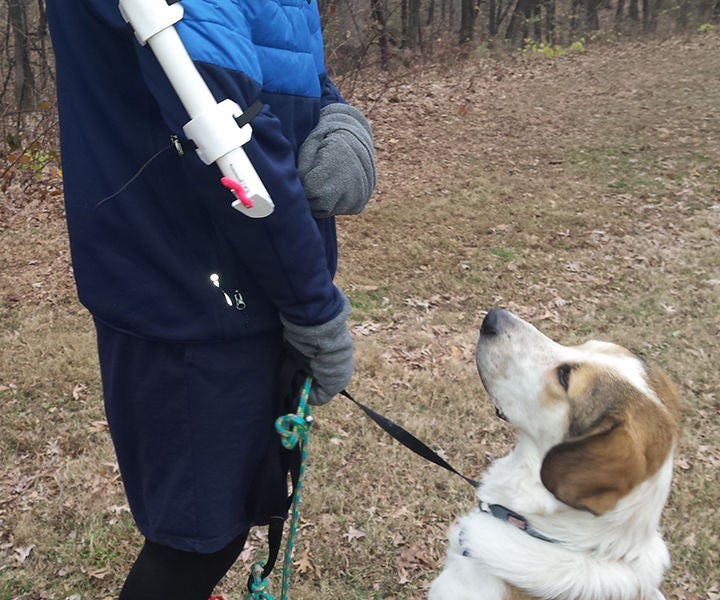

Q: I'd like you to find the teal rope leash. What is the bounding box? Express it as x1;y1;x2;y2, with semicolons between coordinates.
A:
245;562;274;600
244;376;313;600
276;376;312;600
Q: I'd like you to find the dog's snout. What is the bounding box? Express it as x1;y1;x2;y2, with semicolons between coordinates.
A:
480;309;507;336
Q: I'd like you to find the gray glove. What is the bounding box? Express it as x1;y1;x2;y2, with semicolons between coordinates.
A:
280;293;354;405
297;103;376;218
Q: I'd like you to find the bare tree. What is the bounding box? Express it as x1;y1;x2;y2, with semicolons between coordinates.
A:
459;0;478;43
614;0;626;30
507;0;535;43
569;0;600;34
628;0;640;23
488;0;499;35
7;0;35;109
401;0;422;48
370;0;390;69
545;0;557;42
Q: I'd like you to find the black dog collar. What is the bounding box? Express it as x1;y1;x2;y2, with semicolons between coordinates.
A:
479;500;560;544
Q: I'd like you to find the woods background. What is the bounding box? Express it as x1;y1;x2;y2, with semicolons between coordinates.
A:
2;0;719;190
2;0;720;113
2;0;720;188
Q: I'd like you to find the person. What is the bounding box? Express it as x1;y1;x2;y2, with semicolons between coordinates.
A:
45;1;376;599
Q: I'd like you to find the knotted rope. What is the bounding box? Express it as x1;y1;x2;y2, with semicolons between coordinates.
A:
244;376;313;600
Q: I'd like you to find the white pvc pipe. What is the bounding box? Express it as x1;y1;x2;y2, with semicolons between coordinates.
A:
118;0;274;218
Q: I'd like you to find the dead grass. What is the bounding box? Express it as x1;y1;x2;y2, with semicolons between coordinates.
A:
2;33;719;599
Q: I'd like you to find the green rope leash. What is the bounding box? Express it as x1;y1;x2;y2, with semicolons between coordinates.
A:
244;376;313;600
245;563;275;600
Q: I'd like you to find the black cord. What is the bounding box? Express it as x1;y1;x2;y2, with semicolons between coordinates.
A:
95;142;175;208
341;389;479;488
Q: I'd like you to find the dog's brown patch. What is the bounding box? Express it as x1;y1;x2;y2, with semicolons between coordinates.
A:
505;584;536;600
540;363;680;515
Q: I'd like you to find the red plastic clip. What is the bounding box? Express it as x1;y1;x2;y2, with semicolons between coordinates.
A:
220;176;253;209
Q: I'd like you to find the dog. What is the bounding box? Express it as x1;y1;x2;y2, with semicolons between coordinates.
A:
429;309;681;600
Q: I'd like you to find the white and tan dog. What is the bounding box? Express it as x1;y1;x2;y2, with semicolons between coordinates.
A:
429;309;681;600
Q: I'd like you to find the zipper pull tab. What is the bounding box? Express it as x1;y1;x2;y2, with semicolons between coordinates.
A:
209;273;233;307
210;273;246;311
233;290;246;311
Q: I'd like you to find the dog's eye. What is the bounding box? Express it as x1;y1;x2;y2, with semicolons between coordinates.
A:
557;364;573;391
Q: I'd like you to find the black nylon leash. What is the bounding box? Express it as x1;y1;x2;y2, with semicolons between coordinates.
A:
340;389;478;488
341;389;561;544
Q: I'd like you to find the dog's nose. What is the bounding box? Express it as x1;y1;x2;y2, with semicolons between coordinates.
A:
480;309;506;336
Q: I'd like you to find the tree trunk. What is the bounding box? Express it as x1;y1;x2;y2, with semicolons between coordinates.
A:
407;0;422;48
522;0;535;40
628;0;640;23
585;0;600;30
676;0;690;29
489;0;499;36
507;0;534;43
318;0;331;30
370;0;390;69
614;0;626;30
36;0;50;92
545;0;557;43
8;0;36;109
570;0;582;33
533;1;542;40
459;0;477;43
641;0;650;29
401;0;408;46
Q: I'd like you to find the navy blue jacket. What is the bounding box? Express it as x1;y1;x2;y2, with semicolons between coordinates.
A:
47;0;345;341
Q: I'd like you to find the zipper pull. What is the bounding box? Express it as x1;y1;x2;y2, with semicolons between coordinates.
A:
210;273;233;307
233;290;246;311
209;273;246;311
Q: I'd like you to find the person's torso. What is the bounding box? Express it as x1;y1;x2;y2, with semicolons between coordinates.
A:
47;0;338;341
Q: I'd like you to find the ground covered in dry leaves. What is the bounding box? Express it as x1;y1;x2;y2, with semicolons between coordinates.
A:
1;33;719;600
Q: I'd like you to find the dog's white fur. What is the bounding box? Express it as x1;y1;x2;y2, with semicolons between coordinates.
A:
429;309;680;600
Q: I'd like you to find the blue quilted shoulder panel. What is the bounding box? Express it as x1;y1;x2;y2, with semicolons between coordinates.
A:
176;0;324;98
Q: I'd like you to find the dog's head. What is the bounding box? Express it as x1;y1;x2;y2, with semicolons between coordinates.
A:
476;309;680;516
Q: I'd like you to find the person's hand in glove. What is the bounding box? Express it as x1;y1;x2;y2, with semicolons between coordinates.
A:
297;103;376;218
280;292;354;405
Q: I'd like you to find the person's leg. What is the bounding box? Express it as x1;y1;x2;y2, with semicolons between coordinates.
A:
118;530;248;600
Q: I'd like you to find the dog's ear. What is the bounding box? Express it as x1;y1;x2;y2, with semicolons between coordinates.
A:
540;412;644;515
540;371;676;516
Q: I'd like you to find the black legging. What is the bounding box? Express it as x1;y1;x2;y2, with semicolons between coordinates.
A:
118;531;248;600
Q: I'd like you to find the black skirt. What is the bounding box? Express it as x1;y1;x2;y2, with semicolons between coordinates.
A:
95;319;285;553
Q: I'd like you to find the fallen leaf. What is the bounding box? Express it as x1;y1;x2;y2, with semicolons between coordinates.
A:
89;420;109;433
343;526;366;542
90;568;110;580
238;543;257;563
14;545;34;563
396;564;410;584
293;544;317;576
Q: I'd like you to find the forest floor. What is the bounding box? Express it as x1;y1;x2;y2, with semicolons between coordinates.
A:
1;32;719;599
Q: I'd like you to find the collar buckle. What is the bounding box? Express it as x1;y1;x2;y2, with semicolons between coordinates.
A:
479;501;560;544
